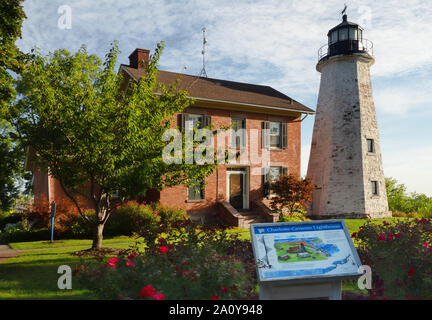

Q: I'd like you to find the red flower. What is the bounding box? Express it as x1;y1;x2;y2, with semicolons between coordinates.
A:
127;252;137;260
157;238;166;243
395;233;403;238
107;257;118;268
377;233;386;241
159;246;169;253
126;261;136;267
407;267;416;275
221;286;228;293
140;285;157;298
210;295;219;300
351;232;357;238
183;260;189;265
419;218;429;224
153;292;165;300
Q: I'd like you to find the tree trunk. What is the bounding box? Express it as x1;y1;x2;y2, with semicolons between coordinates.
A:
92;223;105;250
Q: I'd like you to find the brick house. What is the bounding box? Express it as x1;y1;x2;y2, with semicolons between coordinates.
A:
28;48;314;227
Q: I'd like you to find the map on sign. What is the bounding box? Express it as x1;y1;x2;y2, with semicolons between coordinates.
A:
251;221;362;282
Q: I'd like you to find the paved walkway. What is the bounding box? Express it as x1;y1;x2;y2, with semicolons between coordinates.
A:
0;242;133;263
0;245;19;263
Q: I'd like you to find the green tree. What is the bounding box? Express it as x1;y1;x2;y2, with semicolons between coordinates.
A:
0;0;28;213
0;0;26;114
14;42;217;249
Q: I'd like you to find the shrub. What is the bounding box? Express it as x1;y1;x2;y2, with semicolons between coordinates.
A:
77;221;256;300
279;213;311;222
0;213;21;231
352;218;432;299
269;174;314;219
0;227;51;244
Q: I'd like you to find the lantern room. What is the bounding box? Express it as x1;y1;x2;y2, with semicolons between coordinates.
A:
318;14;373;62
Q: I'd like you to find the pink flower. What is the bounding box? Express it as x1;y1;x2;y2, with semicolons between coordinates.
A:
210;295;219;300
153;292;165;300
395;233;403;238
139;285;157;298
407;267;416;275
423;242;429;248
221;286;228;293
126;260;136;267
159;246;169;253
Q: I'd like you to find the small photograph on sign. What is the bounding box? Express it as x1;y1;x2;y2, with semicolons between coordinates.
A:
252;221;361;282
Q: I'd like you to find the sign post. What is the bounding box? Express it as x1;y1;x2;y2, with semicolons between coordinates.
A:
250;219;363;300
50;201;56;243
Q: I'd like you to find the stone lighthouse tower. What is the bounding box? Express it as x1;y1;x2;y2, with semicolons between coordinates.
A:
307;14;391;219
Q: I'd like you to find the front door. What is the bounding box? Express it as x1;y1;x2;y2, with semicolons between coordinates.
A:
227;168;248;210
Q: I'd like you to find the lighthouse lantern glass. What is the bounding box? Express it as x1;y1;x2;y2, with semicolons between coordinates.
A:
330;31;338;44
349;27;358;40
339;28;348;41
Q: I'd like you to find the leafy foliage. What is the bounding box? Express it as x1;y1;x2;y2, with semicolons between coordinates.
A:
12;41;217;248
352;218;432;299
269;173;314;218
386;177;432;218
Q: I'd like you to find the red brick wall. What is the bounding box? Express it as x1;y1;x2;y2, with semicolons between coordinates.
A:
31;105;301;220
160;105;302;217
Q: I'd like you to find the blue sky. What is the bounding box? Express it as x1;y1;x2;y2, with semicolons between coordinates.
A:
16;0;432;196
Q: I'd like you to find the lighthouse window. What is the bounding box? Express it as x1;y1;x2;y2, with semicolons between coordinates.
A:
331;31;338;44
367;139;375;153
339;28;348;41
371;181;379;196
349;28;358;40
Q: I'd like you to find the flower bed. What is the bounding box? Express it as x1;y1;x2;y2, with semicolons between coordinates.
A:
77;221;257;300
352;218;432;299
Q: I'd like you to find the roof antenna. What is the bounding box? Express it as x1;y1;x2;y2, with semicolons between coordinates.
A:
198;27;208;78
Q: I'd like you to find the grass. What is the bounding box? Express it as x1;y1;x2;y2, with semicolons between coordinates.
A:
9;235;143;250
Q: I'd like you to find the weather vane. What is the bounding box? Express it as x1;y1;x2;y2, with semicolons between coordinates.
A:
341;3;347;16
198;27;208;78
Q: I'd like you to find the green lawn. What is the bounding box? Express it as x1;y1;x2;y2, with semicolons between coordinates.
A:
0;218;404;299
9;235;143;250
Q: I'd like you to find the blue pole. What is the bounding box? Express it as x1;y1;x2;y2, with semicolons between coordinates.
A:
51;216;55;242
50;201;56;243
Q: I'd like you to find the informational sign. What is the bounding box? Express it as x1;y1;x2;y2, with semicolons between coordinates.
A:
250;220;362;283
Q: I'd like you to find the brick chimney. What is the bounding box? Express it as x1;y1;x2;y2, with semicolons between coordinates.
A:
128;48;150;69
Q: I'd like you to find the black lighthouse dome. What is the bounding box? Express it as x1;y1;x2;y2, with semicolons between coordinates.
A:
318;14;373;62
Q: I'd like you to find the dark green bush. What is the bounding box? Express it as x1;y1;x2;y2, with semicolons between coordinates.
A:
0;228;51;244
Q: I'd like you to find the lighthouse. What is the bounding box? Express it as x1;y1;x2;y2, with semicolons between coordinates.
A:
307;14;391;219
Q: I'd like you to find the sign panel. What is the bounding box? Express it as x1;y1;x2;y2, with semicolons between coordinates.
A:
250;220;362;283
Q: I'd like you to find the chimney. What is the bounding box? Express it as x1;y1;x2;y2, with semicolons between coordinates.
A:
128;48;150;69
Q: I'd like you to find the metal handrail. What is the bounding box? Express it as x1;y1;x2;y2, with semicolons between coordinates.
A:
318;38;373;62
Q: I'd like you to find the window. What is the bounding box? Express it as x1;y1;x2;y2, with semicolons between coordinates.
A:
331;31;338;44
367;139;375;153
339;28;348;41
371;181;379;195
262;121;287;149
231;118;246;148
263;166;288;197
188;180;205;201
180;114;211;131
349;28;358;40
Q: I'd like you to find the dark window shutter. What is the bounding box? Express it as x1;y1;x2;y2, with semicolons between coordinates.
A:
262;121;270;150
280;122;287;149
180;114;189;132
203;115;211;129
241;119;246;148
263;167;270;197
281;167;288;176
